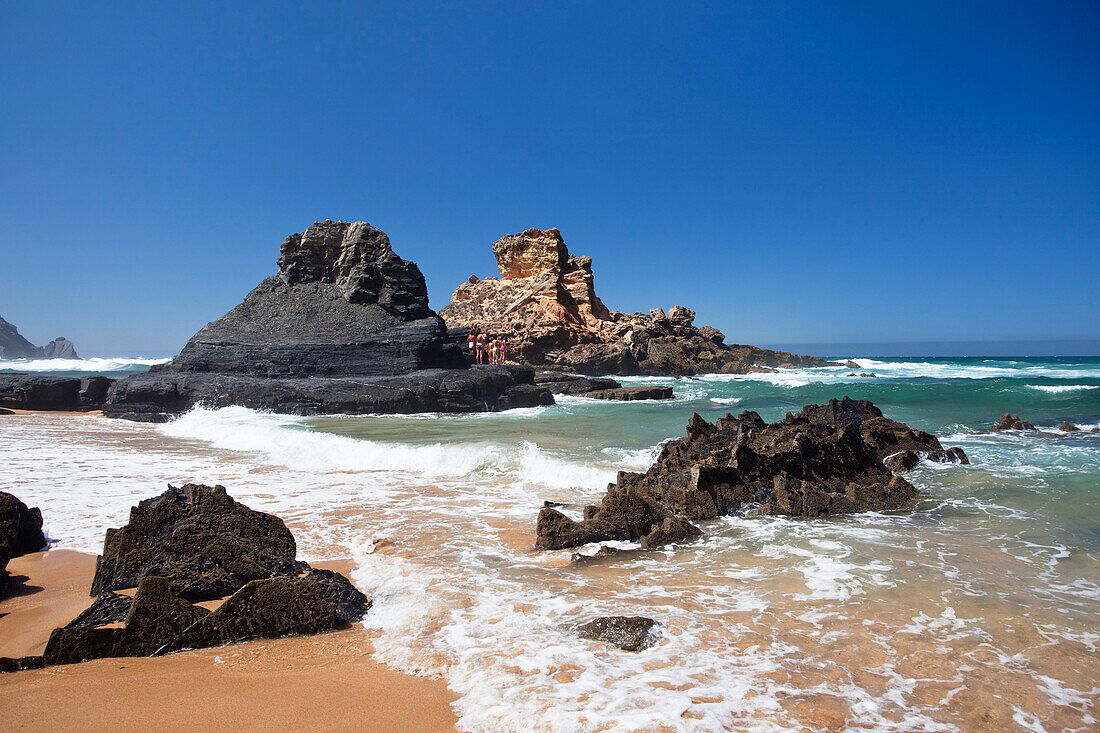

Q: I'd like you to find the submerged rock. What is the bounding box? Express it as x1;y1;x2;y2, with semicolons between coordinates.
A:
576;616;660;652
441;228;830;376
536;398;967;551
884;447;969;473
104;221;551;421
3;484;370;670
991;413;1036;431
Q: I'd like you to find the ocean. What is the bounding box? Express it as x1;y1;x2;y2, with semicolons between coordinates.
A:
1;356;1097;731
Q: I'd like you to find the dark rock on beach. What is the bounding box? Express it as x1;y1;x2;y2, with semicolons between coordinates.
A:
0;374;115;412
576;616;660;652
104;221;551;421
1;491;47;595
992;413;1036;431
536;398;967;551
534;370;621;395
0;408;13;415
3;484;370;671
90;483;305;601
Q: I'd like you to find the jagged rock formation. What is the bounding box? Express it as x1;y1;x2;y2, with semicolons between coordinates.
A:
104;221;551;421
1;484;371;670
41;337;78;359
535;398;968;551
1;492;47;595
0;317;78;360
991;413;1036;431
441;228;831;376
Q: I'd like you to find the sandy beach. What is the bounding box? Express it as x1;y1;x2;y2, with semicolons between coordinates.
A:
0;549;458;732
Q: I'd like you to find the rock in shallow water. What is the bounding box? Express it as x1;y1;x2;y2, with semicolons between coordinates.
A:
991;413;1036;431
536;398;969;551
576;616;660;652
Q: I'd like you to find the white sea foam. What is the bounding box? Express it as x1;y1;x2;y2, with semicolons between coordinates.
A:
710;396;743;405
1026;384;1099;394
0;356;169;373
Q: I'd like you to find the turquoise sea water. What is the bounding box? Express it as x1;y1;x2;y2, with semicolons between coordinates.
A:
2;355;1098;730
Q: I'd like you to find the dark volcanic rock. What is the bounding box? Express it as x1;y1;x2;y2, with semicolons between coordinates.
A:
79;376;114;406
42;337;78;359
576;616;660;652
166;569;369;653
0;317;42;359
0;408;13;415
884;447;969;473
0;375;81;410
1;492;46;558
844;360;861;369
90;483;305;601
441;228;830;376
584;385;674;401
534;370;621;395
1;491;46;595
639;516;702;549
4;484;371;671
537;398;967;551
104;221;550;420
1060;421;1080;432
992;413;1036;431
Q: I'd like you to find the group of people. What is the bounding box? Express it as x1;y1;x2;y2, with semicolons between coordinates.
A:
467;327;507;365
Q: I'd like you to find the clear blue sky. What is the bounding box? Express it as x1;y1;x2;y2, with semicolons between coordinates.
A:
1;1;1097;356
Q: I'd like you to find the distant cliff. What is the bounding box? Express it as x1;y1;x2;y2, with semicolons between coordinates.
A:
0;317;78;360
440;228;829;376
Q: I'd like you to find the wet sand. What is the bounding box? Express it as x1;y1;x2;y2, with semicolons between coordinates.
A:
0;550;459;732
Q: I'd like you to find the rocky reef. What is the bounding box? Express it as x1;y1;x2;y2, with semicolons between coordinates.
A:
0;317;78;360
1;492;47;595
0;375;114;411
103;221;551;421
440;228;830;376
1;483;371;671
535;397;968;551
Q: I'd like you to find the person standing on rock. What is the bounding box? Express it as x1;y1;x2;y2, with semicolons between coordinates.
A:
467;328;477;364
476;331;488;364
491;339;500;364
499;338;507;364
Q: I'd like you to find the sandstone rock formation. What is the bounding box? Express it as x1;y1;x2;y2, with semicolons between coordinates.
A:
1;491;47;595
441;228;830;376
535;398;967;551
1;484;370;670
104;221;551;421
0;317;79;360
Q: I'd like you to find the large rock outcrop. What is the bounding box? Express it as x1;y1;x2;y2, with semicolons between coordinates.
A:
1;484;371;670
104;221;552;421
0;317;79;360
1;492;47;595
440;228;830;376
535;398;967;551
0;375;115;411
